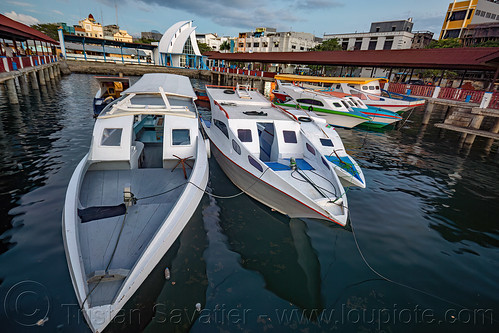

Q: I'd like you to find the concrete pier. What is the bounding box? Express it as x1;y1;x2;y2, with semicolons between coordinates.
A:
29;71;39;90
18;75;29;96
5;78;19;104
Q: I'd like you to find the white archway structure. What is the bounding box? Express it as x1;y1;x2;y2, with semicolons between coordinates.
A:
157;20;206;68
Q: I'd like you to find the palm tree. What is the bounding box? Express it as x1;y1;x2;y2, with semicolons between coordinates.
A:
220;40;231;53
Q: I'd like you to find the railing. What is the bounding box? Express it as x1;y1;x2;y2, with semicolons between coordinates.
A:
438;87;484;103
488;92;499;109
0;55;58;73
211;67;276;78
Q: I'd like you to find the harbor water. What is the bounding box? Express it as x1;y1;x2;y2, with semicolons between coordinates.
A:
0;74;497;333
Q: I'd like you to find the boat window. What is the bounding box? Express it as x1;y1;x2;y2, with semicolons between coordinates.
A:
320;138;333;147
238;129;252;142
341;101;350;109
376;86;380;90
101;128;122;146
333;102;342;108
350;99;359;106
248;155;263;172
306;143;315;155
297;98;323;107
369;86;375;90
232;139;241;155
336;84;341;89
283;130;297;143
348;101;355;107
172;129;191;145
362;86;368;90
322;157;330;169
214;119;229;138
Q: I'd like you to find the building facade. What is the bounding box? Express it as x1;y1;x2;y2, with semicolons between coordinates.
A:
439;0;499;39
156;20;206;68
114;30;133;43
411;31;435;48
141;30;163;41
78;14;103;38
236;27;319;53
462;21;499;45
324;19;415;50
196;33;233;52
103;25;119;40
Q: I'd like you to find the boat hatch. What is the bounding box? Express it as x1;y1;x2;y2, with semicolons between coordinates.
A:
257;122;275;162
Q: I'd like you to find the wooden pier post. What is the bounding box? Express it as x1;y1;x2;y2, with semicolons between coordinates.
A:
29;71;39;90
38;69;46;86
6;78;19;104
49;66;55;80
484;118;499;153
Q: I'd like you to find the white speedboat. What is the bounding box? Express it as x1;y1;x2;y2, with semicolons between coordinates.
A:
281;107;366;188
63;73;209;333
200;84;348;226
273;80;370;128
274;74;425;113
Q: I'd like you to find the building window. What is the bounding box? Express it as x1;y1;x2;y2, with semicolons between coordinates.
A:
291;45;296;49
368;38;377;50
383;39;393;50
486;12;492;18
253;42;259;47
492;14;497;20
274;41;279;47
450;10;467;21
476;10;482;16
247;43;251;47
300;46;304;50
468;9;474;19
392;26;396;31
376;27;380;32
262;41;268;47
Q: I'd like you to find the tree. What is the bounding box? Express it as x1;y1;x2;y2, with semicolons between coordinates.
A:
31;23;60;41
311;38;342;51
220;40;231;52
197;42;212;54
427;38;461;48
473;40;499;47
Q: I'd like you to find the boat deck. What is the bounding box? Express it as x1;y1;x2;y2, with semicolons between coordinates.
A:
78;168;190;307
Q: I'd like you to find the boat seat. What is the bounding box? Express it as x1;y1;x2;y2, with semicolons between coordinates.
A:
87;269;130;284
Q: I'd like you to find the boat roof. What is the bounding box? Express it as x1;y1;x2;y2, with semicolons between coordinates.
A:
207;86;293;121
122;73;196;99
275;74;388;85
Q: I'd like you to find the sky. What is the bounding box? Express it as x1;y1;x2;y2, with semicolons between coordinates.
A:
1;0;451;38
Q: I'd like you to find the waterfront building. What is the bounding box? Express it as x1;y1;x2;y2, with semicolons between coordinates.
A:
78;14;103;38
74;26;85;37
462;21;499;45
439;0;499;39
196;33;233;52
103;24;119;40
114;30;133;43
156;20;206;68
411;31;434;48
323;18;414;50
236;27;319;53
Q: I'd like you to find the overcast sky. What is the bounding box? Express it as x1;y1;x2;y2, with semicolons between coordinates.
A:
1;0;450;38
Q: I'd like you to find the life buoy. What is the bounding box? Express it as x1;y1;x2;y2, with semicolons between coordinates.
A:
308;106;313;111
298;116;312;122
223;89;235;94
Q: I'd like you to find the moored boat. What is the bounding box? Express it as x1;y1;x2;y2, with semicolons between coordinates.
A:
93;76;131;117
200;84;349;226
273;80;370;128
63;73;209;333
275;74;425;113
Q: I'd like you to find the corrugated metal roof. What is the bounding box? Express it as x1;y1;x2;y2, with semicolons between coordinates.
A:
0;13;58;44
206;48;499;71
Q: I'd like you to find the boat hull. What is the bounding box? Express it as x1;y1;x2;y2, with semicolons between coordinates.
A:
209;140;345;225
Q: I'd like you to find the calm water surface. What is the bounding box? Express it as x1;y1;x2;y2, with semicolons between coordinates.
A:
0;74;497;333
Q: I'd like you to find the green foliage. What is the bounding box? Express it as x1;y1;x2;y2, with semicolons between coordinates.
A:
427;38;461;48
197;42;212;54
311;38;342;51
473;40;499;48
220;40;231;52
30;23;60;41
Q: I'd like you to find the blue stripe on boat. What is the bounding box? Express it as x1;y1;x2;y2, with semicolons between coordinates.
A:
324;155;362;182
265;158;314;171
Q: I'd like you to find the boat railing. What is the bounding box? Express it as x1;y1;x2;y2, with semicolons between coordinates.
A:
205;84;258;91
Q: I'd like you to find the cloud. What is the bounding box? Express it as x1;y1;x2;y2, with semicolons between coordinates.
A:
5;1;34;7
52;10;64;15
4;11;40;25
294;0;344;10
137;0;302;29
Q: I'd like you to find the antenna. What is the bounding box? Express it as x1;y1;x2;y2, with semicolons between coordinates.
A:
115;0;118;26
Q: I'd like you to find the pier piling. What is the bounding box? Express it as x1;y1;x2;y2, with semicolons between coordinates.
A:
19;75;29;96
6;78;19;104
29;71;39;90
38;69;46;86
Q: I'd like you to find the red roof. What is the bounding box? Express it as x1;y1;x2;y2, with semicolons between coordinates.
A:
206;48;499;71
0;14;58;44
